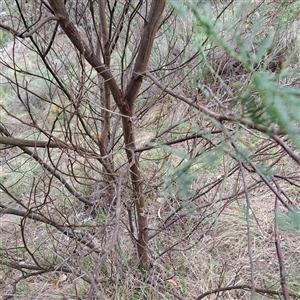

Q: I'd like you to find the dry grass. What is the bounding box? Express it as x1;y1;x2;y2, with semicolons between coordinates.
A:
1;164;299;299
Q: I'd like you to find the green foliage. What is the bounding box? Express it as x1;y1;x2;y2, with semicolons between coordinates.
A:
160;144;223;201
16;283;32;296
255;163;274;179
170;0;300;152
277;210;300;232
240;71;300;149
168;0;187;15
0;30;10;48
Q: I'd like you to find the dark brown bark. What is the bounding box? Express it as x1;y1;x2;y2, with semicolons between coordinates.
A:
0;136;63;148
97;0;114;204
124;0;166;110
48;0;122;107
48;0;166;269
121;0;166;269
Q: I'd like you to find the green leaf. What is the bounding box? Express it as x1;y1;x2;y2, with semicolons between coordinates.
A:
255;164;274;179
289;210;300;230
160;145;190;159
254;35;274;63
168;0;187;16
277;210;300;232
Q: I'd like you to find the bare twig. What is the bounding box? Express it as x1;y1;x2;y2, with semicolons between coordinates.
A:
0;16;58;37
0;124;92;206
87;149;136;299
144;71;290;136
0;135;65;148
21;16;59;37
272;135;300;165
134;130;223;153
195;284;298;300
239;161;256;297
0;204;99;251
274;192;290;300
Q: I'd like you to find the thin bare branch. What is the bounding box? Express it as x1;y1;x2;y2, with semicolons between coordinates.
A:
0;135;65;148
144;71;289;136
274;192;291;300
195;284;298;300
239;161;256;297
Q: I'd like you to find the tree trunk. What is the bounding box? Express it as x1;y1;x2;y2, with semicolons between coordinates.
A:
48;0;166;269
97;0;114;205
121;0;166;269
